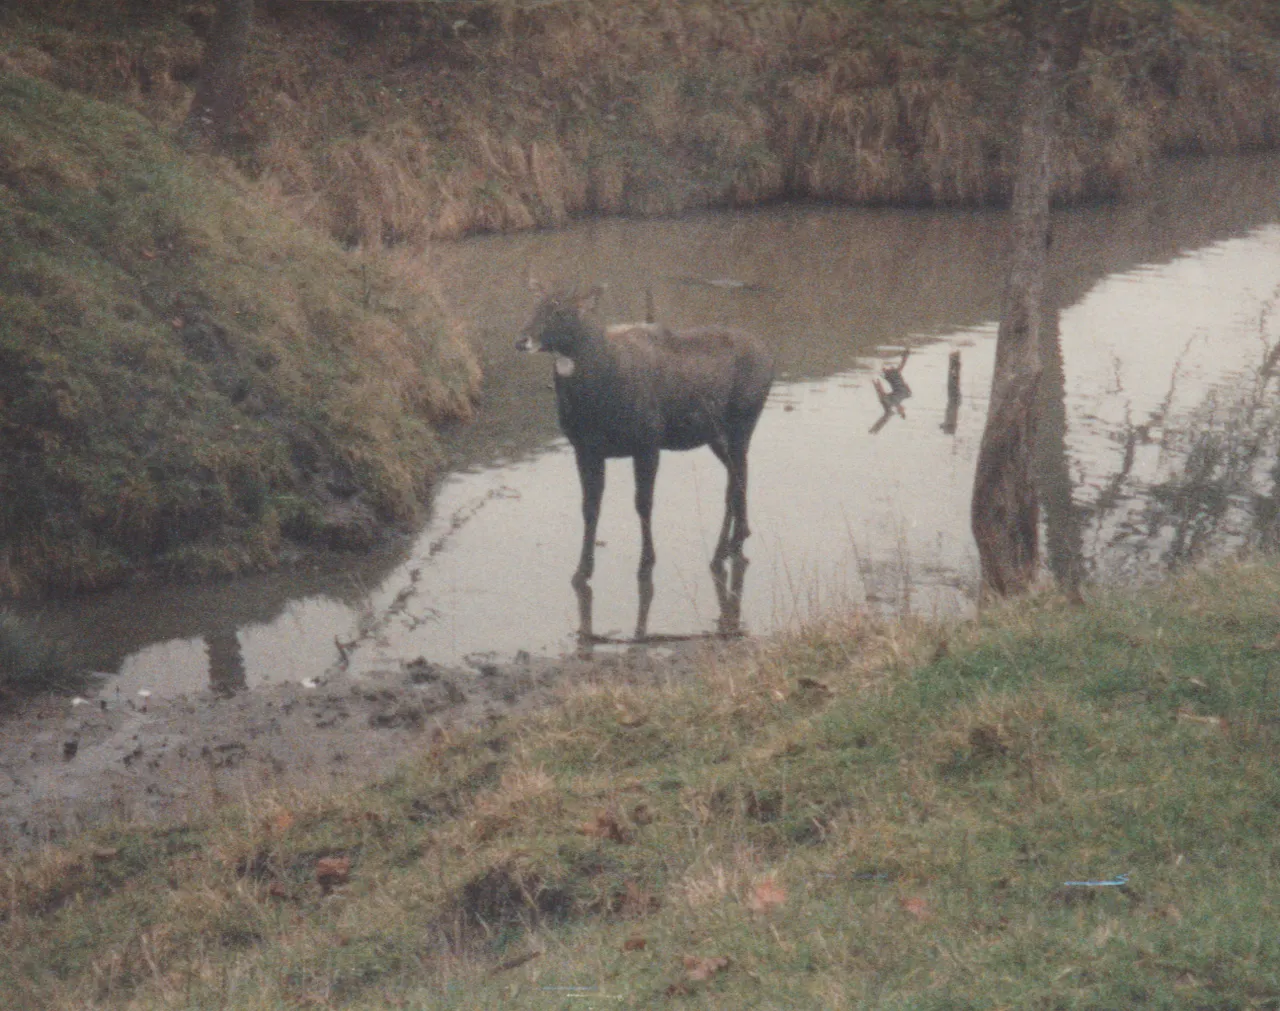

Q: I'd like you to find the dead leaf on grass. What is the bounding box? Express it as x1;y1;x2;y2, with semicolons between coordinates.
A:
267;811;295;835
969;724;1008;757
267;881;288;899
682;955;731;981
615;703;647;727
747;876;787;913
617;880;660;916
315;856;351;890
489;950;541;974
90;848;120;862
579;809;631;844
899;896;933;920
621;936;647;952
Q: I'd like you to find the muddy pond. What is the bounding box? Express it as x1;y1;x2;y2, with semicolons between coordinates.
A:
23;156;1280;699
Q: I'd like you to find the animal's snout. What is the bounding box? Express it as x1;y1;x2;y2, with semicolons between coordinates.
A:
516;333;539;353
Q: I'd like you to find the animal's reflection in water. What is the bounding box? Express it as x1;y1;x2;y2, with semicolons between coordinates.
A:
573;553;748;656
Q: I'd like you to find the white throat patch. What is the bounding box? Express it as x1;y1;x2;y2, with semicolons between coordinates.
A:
554;356;576;377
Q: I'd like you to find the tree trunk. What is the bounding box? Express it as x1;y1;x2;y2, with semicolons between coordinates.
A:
971;0;1092;597
183;0;254;148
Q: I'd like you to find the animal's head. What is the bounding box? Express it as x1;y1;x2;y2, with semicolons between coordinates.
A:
515;284;605;355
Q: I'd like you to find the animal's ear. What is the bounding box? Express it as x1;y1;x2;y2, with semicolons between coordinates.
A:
578;284;607;315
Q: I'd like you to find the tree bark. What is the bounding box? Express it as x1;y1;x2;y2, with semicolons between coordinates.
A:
971;0;1092;597
183;0;255;149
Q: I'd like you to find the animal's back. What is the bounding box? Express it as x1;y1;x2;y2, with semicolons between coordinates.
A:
601;324;773;451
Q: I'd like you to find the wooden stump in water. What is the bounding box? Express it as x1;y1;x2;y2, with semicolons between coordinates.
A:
942;352;961;435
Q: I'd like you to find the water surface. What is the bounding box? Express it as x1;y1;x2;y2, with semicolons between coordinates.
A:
28;156;1280;697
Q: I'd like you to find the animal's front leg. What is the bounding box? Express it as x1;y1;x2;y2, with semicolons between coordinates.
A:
574;448;606;586
633;448;660;574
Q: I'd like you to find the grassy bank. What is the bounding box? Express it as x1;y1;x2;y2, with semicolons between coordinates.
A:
0;70;479;595
6;0;1280;247
4;559;1279;1007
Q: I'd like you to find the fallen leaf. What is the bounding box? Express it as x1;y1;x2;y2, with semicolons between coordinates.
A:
315;856;351;889
489;950;541;975
579;809;631;844
747;876;787;913
171;317;184;329
617;880;660;916
683;955;731;981
621;936;647;952
899;896;933;921
268;811;295;834
969;724;1008;757
794;677;832;701
90;848;120;862
615;703;647;727
140;249;157;260
268;881;288;899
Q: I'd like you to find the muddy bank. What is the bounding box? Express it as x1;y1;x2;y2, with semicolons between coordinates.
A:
0;640;717;853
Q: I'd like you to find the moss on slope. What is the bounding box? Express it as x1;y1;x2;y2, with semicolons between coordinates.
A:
0;70;479;595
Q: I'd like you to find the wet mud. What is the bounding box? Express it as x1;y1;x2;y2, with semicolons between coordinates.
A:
0;642;713;853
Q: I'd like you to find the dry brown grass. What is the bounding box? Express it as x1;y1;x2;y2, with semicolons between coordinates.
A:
6;0;1278;247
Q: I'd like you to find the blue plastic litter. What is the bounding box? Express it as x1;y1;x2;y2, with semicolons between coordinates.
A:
1062;873;1130;888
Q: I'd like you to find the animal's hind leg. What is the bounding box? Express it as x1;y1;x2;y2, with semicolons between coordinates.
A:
633;448;659;574
708;438;735;563
574;448;606;585
715;437;751;562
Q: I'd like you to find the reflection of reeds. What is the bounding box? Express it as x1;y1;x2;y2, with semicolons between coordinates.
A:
1088;286;1280;573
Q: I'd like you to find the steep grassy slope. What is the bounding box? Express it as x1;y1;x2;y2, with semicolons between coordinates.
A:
0;71;479;595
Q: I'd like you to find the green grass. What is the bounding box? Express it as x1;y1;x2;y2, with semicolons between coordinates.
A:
4;559;1279;1008
0;69;479;594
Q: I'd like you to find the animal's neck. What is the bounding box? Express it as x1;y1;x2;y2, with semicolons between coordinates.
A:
558;318;616;373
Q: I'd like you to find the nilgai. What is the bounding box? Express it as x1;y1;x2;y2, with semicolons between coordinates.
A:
516;285;774;584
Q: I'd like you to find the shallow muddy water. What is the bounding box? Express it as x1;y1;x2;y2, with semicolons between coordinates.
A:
22;156;1280;698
